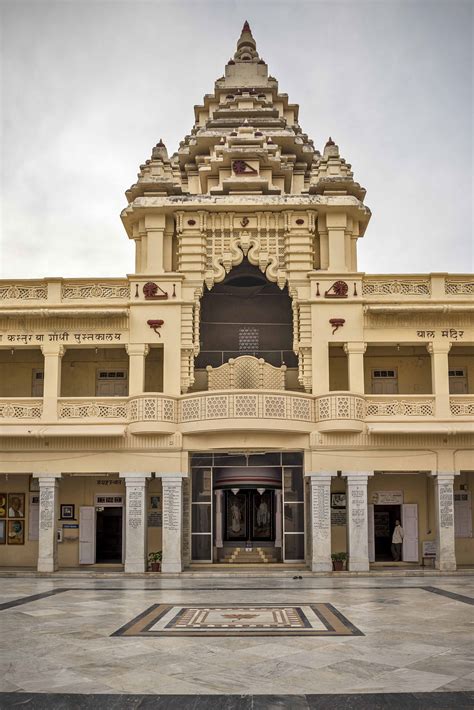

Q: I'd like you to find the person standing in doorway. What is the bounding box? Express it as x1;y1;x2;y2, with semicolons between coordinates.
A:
391;519;404;561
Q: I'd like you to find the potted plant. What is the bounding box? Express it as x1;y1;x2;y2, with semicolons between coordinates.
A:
331;552;347;571
148;551;162;572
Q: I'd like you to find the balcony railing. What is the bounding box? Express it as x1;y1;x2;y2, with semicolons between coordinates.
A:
58;398;128;420
450;396;474;416
365;395;435;417
0;398;43;419
0;392;472;433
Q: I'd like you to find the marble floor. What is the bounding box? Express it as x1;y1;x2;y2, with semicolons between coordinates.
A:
0;575;473;702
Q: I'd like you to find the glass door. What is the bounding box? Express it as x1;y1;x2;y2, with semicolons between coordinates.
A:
191;469;213;561
283;467;305;561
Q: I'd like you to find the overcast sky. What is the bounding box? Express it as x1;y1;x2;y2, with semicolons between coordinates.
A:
0;0;472;279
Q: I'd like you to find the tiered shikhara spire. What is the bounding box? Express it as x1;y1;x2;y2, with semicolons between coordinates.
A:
125;22;366;201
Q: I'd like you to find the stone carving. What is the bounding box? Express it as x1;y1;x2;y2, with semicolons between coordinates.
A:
147;319;164;336
143;282;168;300
329;318;345;334
365;398;434;417
362;279;430;296
206;356;286;391
445;280;474;295
0;285;47;300
324;281;349;299
59;400;128;419
179;392;313;423
316;394;365;421
450;397;474;416
0;401;43;419
61;283;130;300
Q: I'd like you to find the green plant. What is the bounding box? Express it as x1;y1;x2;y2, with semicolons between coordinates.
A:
148;551;162;563
331;552;348;561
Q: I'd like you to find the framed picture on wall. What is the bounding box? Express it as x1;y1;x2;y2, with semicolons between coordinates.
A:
150;496;160;509
331;493;346;509
60;504;75;520
0;493;6;518
29;476;40;492
7;519;24;544
8;493;25;518
0;519;6;544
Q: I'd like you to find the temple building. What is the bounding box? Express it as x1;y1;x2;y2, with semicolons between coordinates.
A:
0;23;473;574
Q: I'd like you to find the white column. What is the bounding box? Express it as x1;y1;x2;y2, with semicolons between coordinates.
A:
427;341;451;418
275;489;283;548
309;474;334;572
41;344;64;420
120;472;151;573
344;342;367;394
126;344;149;396
345;473;373;572
433;473;457;571
161;476;183;573
215;489;224;548
35;474;61;572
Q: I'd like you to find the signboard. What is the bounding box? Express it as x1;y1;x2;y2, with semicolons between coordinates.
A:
371;491;403;505
63;524;79;529
422;541;436;558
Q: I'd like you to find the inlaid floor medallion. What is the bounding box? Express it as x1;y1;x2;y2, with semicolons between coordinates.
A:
112;603;363;637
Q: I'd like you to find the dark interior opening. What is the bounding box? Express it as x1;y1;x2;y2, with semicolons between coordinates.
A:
374;504;401;561
96;507;122;563
195;258;297;369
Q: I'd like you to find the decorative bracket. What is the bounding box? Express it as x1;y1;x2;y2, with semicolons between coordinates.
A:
329;318;345;335
147;319;164;336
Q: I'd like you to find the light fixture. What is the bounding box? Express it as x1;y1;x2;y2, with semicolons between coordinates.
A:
257;488;265;496
231;488;240;495
396;344;400;351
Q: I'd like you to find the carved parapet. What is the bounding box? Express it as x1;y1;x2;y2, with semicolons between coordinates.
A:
206;356;286;391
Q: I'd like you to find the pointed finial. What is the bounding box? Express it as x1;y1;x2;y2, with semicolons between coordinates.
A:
326;137;335;147
242;20;251;33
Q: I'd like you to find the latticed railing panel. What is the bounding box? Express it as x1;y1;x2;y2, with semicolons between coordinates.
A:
450;397;474;416
58;399;128;419
0;285;47;300
207;356;286;391
0;400;43;419
61;282;130;300
445;280;474;295
128;396;177;423
316;394;366;421
362;279;431;296
365;397;435;417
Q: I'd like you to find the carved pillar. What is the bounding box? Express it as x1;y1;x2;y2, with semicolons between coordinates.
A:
433;473;457;571
309;474;334;571
35;474;61;572
120;472;152;573
344;473;373;572
126;344;149;396
427;342;451;418
326;213;348;272
161;476;184;572
41;344;64;420
344;342;367;394
144;214;166;274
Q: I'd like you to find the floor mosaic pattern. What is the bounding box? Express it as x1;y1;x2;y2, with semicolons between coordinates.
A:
113;602;363;637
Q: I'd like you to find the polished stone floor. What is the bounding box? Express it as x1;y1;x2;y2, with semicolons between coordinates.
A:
0;575;473;702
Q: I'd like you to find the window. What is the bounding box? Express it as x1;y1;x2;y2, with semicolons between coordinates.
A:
31;369;44;397
96;370;128;397
449;369;467;394
371;369;398;394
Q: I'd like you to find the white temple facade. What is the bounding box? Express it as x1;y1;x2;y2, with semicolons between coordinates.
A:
0;23;473;574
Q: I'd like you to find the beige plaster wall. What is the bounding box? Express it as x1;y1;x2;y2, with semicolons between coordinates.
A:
364;351;432;394
329;348;348;391
61;348;128;397
0;350;43;397
144;347;164;392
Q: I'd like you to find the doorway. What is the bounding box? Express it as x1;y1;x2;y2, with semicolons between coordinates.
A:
374;504;401;561
95;506;123;563
224;490;274;543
